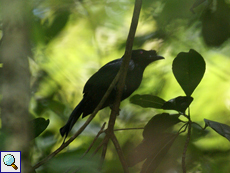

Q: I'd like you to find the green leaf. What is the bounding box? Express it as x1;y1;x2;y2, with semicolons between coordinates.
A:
162;96;193;113
128;113;180;167
130;94;165;109
204;119;230;142
31;118;50;139
172;49;206;96
35;98;66;116
143;113;181;139
128;133;178;169
44;10;70;43
141;134;178;173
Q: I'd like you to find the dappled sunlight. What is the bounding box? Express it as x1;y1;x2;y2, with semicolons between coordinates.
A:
1;0;230;172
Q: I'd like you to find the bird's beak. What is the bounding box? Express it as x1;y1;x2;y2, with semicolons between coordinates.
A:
150;54;164;60
148;50;164;61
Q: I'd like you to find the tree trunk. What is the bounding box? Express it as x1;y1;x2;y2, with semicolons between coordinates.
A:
0;0;33;172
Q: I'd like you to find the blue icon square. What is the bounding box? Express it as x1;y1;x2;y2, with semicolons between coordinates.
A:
0;151;21;173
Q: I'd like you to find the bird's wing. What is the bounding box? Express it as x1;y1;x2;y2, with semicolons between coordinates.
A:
83;58;122;94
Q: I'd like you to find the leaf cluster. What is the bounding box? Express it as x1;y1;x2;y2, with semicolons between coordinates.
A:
128;49;230;172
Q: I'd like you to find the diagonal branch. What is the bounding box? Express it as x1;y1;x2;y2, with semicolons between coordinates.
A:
33;68;122;169
33;0;143;170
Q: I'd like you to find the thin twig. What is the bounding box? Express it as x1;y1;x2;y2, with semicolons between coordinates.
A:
99;127;144;134
92;136;109;156
89;135;110;172
114;127;144;131
81;122;106;158
101;137;109;160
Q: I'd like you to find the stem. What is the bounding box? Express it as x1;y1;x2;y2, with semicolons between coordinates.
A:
178;123;189;134
182;108;192;173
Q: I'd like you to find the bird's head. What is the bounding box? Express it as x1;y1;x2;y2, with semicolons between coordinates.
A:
131;49;164;68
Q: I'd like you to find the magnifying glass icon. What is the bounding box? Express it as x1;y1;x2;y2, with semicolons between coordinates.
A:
3;154;18;170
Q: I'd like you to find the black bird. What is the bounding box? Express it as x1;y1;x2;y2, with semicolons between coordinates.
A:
60;49;164;138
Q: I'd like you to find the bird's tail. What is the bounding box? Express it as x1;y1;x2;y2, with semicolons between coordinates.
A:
60;100;84;139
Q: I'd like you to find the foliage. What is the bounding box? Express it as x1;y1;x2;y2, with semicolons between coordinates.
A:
31;118;50;139
1;0;230;173
129;49;230;172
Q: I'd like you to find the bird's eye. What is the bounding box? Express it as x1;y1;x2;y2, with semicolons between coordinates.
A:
139;51;143;54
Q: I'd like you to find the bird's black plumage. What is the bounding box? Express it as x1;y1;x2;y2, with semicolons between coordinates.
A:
60;49;164;138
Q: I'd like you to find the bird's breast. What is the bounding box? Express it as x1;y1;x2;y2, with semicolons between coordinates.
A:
122;69;143;98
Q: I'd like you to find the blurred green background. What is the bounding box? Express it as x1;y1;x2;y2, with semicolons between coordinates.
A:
12;0;230;172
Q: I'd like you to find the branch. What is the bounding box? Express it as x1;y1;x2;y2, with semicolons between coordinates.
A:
33;0;142;170
114;127;144;131
103;0;143;172
33;66;122;169
90;134;109;159
107;0;143;133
